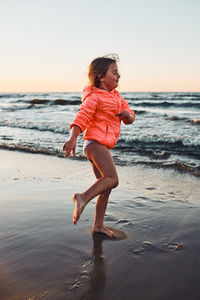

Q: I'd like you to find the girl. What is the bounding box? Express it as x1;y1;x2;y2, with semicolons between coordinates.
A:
63;55;135;237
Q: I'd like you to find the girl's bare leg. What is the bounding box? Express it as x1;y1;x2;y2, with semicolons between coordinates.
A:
90;162;114;237
73;142;118;226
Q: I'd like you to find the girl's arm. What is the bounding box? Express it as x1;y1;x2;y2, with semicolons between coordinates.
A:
115;111;135;124
63;95;98;157
117;95;135;124
63;125;81;157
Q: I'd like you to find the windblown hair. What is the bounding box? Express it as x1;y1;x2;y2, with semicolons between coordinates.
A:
88;54;119;88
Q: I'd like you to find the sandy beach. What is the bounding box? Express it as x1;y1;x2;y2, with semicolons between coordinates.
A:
0;149;200;300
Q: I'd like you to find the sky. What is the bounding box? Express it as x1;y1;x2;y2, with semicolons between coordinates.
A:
0;0;200;92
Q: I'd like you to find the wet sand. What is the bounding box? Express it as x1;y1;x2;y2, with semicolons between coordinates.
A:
0;150;200;300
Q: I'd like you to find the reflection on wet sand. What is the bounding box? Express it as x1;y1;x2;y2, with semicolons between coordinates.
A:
69;233;107;299
82;233;106;300
78;228;128;300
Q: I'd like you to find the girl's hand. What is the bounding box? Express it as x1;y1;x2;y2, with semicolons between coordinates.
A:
115;110;134;124
63;138;77;157
63;125;81;157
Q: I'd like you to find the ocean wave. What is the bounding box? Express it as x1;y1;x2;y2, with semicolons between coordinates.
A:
122;93;200;102
1;105;33;112
166;116;200;125
132;160;200;177
133;109;147;115
166;116;189;121
117;135;200;148
116;136;200;159
0;121;68;134
171;93;200;98
0;143;87;161
133;101;200;109
29;98;81;105
1;118;199;151
30;99;50;104
1;142;199;176
0;93;26;98
0;98;81;112
0;142;64;157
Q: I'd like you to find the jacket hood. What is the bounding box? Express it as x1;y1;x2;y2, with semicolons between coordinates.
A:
82;86;118;102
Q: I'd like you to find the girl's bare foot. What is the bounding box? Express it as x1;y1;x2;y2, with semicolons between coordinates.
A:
73;193;86;224
92;225;115;238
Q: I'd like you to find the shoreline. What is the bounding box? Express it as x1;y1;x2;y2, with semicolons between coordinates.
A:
1;143;199;178
0;149;200;300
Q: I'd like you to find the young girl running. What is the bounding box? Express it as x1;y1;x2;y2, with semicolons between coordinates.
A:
63;55;135;237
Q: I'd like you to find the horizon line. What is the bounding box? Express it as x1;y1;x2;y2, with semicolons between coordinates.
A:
0;90;200;94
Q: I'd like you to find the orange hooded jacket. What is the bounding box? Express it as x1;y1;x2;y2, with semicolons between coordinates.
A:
70;86;135;149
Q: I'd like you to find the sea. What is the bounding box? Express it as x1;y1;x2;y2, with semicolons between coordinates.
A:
0;92;200;176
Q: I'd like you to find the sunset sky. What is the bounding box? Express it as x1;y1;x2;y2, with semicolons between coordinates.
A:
0;0;200;92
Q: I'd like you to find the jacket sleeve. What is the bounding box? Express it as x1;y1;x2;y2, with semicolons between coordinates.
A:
121;96;136;121
70;96;98;132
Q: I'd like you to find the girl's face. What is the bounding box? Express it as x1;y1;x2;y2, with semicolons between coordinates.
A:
99;63;120;92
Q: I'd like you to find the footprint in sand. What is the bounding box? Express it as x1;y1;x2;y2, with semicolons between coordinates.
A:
116;219;132;226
